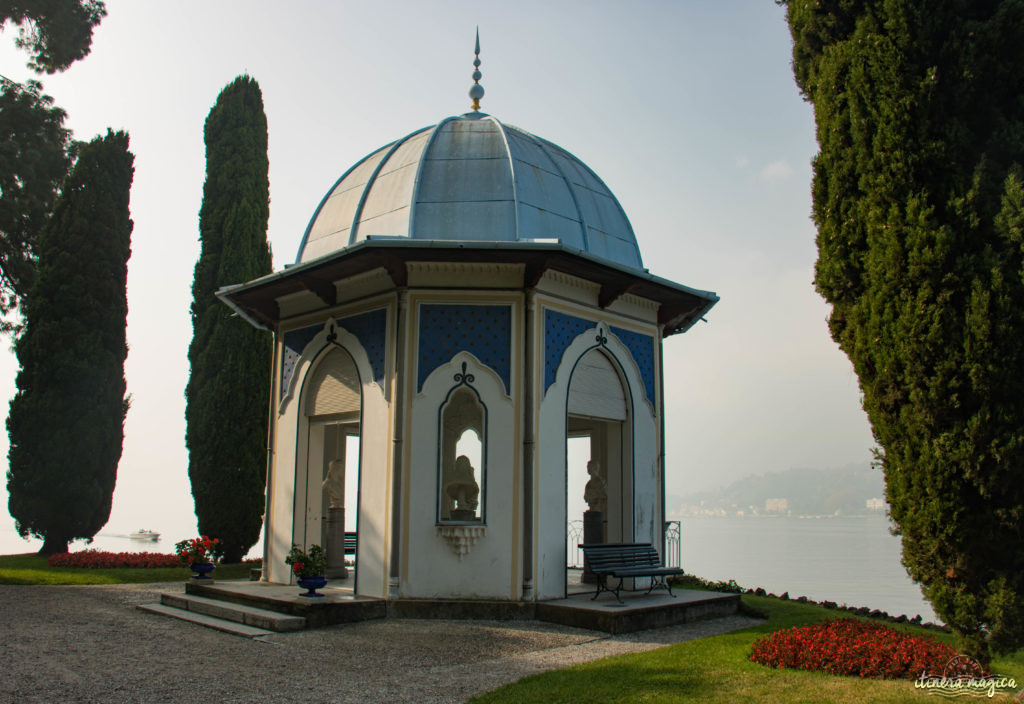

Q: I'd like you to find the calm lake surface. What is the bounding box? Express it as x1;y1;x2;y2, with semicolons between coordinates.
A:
679;515;938;623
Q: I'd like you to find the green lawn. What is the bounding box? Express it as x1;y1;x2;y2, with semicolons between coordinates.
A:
0;553;255;585
469;596;1024;704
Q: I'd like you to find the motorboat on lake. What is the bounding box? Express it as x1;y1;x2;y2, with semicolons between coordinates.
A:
128;529;160;541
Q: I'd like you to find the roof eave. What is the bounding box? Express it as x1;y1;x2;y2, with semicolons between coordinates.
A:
218;239;718;336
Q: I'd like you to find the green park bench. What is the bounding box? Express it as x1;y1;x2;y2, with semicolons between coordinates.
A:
579;542;684;605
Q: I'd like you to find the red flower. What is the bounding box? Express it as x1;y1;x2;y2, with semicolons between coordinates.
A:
750;618;965;680
292;562;304;574
46;550;182;569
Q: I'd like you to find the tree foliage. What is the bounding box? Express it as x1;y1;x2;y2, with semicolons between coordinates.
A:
6;129;133;556
186;75;272;564
1;0;106;73
0;78;72;327
0;0;105;324
784;0;1024;662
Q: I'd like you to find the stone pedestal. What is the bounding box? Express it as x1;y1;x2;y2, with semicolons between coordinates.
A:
581;509;604;584
325;507;348;579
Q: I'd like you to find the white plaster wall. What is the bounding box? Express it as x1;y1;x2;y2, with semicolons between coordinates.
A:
535;316;660;600
402;352;517;599
264;314;392;598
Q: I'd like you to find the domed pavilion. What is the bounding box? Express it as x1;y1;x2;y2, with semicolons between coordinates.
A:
218;40;718;602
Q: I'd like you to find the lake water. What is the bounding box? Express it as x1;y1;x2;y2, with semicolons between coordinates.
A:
2;513;938;624
679;515;938;623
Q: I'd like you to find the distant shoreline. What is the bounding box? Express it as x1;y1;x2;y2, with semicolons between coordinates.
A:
675;513;890;520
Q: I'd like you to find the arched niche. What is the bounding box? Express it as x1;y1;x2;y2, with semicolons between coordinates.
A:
438;384;485;523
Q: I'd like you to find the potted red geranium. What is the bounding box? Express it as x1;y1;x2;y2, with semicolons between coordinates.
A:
285;544;327;597
175;535;220;580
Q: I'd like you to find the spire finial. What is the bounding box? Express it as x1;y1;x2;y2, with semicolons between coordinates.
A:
469;26;484;112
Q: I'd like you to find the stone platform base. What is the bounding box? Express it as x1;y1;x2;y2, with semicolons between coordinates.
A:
172;580;739;635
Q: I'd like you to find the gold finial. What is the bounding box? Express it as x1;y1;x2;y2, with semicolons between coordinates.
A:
469;27;484;111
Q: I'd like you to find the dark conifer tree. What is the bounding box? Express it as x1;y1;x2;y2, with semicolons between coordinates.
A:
6;129;133;555
186;76;272;563
784;0;1024;662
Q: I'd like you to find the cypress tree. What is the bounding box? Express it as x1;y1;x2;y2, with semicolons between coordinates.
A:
785;1;1024;662
6;129;133;555
186;75;272;564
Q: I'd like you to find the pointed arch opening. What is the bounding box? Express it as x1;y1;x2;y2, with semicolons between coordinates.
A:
566;346;633;592
296;346;363;585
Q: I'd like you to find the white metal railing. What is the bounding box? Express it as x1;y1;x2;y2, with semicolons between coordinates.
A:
566;520;584;567
664;520;681;568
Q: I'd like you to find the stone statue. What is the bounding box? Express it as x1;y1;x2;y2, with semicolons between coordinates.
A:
583;459;607;515
445;454;480;513
322;458;345;509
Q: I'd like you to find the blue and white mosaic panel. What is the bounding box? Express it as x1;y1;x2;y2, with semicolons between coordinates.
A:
543;310;593;393
610;326;656;405
279;308;388;397
281;324;322;397
418;304;511;394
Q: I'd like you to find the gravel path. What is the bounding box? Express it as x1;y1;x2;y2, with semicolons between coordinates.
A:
0;583;759;704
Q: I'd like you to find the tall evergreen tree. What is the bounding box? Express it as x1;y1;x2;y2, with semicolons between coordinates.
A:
186;76;272;563
784;1;1024;662
6;129;133;556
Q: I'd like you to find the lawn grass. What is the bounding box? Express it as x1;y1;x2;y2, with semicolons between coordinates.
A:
469;596;1024;704
0;553;255;585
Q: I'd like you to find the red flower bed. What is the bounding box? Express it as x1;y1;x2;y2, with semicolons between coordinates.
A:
47;550;182;569
750;618;967;679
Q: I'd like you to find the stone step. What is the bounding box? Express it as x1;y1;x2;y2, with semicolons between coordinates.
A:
148;593;306;633
138;603;276;638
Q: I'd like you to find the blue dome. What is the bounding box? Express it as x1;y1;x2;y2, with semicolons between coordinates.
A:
296;112;644;270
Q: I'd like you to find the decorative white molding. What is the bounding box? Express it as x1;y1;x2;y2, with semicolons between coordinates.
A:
539;269;601;293
407;261;524;288
535;270;601;305
275;290;326;319
334;267;394;303
436;524;486;560
618;292;660;313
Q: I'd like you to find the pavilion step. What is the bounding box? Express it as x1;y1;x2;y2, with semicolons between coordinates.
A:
138;603;276;638
161;592;308;632
138;593;306;635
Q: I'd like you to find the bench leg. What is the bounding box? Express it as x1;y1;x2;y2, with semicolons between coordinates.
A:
612;577;625;605
591;574;610;601
644;576;677;598
591;575;626;604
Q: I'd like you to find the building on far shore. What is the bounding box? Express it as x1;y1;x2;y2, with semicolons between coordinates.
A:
866;497;885;511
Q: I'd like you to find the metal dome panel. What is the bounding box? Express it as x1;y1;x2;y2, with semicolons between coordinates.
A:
296;113;644;269
356;130;431;238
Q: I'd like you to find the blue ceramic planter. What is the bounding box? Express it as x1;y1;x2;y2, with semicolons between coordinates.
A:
297;575;327;597
190;562;215;579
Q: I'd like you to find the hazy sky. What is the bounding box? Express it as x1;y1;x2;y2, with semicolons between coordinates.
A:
0;1;875;547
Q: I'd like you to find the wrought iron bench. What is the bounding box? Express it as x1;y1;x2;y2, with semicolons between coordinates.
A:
344;531;357;555
579;542;684;605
